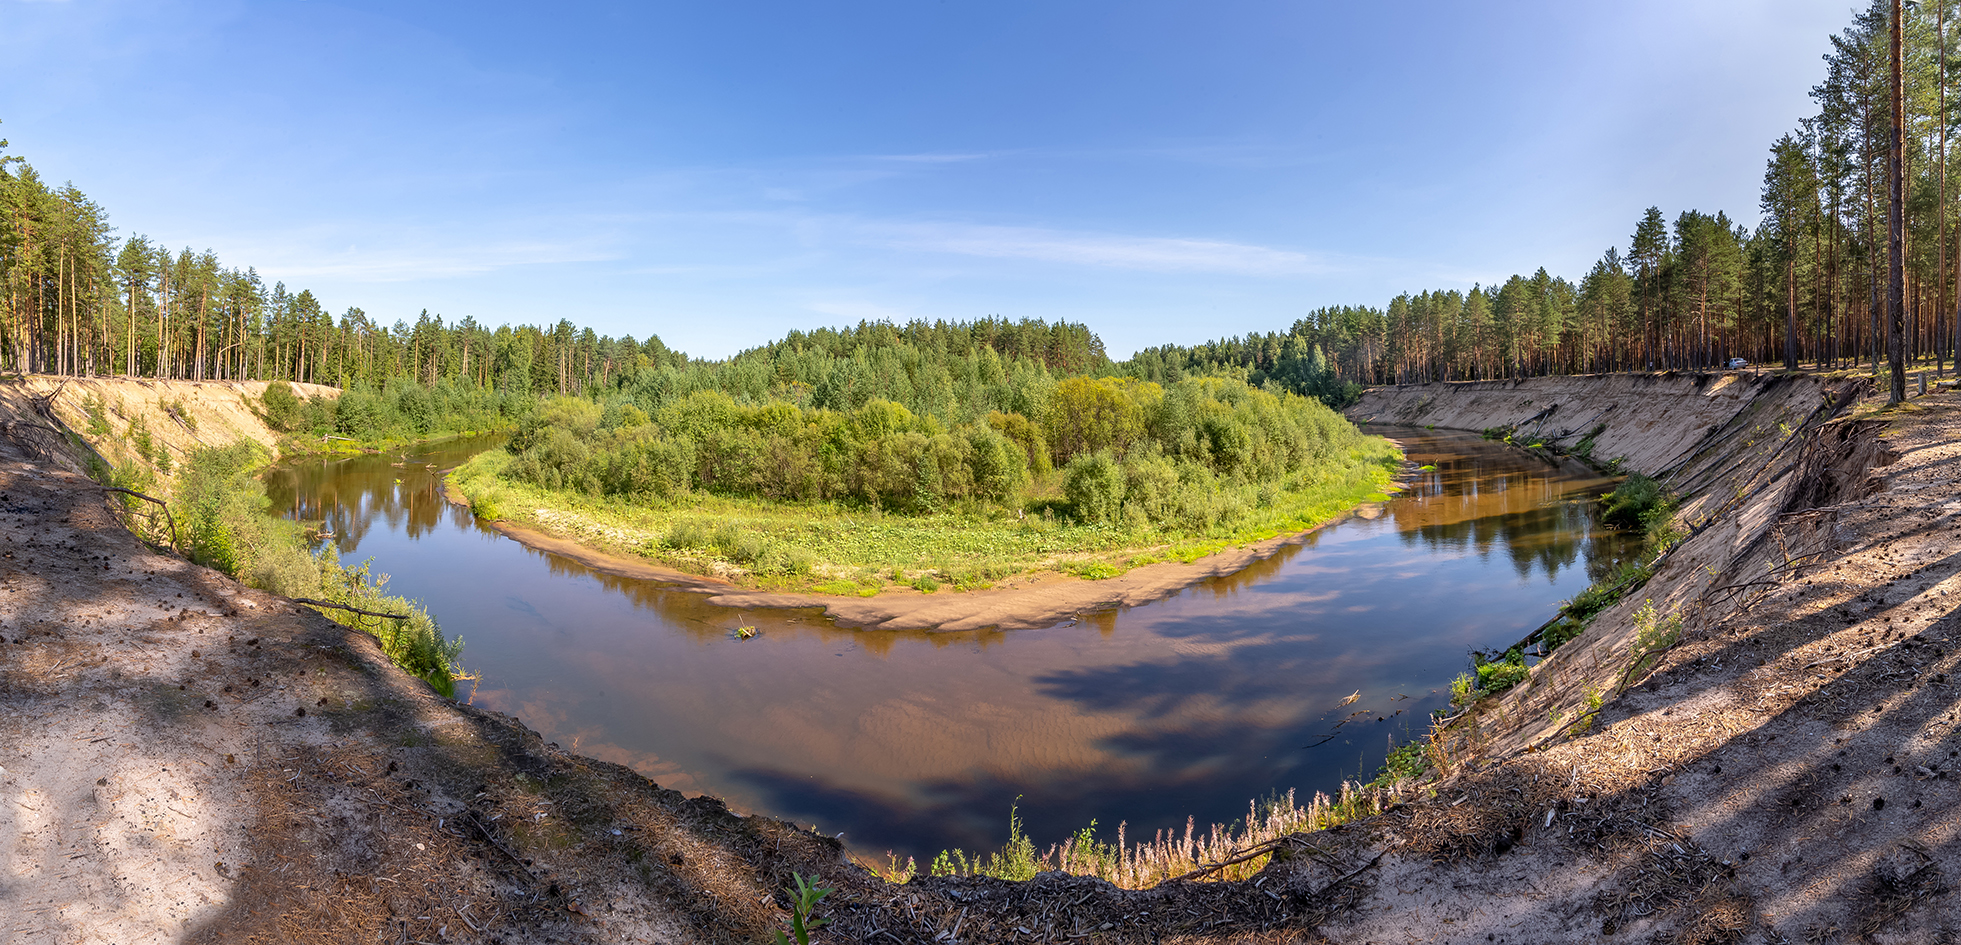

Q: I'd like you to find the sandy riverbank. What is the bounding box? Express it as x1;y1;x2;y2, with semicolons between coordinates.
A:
439;474;1408;632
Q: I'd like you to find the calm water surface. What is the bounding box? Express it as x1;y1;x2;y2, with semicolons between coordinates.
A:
263;428;1637;860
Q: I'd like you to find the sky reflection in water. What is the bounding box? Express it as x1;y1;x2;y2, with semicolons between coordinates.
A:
263;428;1637;860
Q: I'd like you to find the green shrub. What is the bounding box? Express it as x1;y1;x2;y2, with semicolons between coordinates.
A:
1370;740;1430;788
1474;648;1529;694
160;444;466;697
173;443;265;574
1600;473;1670;529
129;415;155;466
262;381;303;431
932;802;1040;881
1063;452;1126;523
663;519;710;550
83;395;111;436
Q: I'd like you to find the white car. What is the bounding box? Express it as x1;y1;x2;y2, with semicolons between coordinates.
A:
1726;358;1748;369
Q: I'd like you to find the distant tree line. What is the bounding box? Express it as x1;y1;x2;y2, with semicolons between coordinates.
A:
1100;2;1961;389
19;0;1957;403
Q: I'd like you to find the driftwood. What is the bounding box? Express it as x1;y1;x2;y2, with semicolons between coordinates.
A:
26;378;68;422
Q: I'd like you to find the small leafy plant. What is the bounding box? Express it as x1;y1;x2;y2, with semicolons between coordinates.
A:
1620;599;1683;691
773;872;834;945
1473;648;1529;694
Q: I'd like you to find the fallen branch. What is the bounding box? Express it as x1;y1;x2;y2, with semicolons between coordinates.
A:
462;811;539;881
91;485;182;550
289;597;410;620
27;378;69;421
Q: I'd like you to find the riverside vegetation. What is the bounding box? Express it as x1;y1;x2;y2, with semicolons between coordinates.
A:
1450;471;1683;709
444;320;1400;590
75;385;476;697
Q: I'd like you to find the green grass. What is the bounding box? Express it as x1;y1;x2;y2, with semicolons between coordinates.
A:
450;438;1401;593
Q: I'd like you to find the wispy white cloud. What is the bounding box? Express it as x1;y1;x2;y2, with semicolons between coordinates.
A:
867;222;1335;276
254;237;620;282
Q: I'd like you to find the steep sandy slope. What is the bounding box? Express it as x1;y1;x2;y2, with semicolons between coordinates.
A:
1349;371;1841;476
1310;373;1961;942
10;376;339;480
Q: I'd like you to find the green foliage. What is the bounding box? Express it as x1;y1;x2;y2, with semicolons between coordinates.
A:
453;428;1399;590
1574;685;1605;733
1369;740;1430;789
931;801;1041;882
128;414;155;466
1571;423;1607;459
83;395;111;436
1062;452;1126;523
1622;599;1684;689
1449;672;1480;707
771;872;834;945
261;381;303;431
495;368;1371;536
154;444;467;698
1474;648;1530;694
173;442;265;574
1061;559;1123;580
1559;559;1653;626
274;378;525;448
162;397;197;432
1600;473;1672;530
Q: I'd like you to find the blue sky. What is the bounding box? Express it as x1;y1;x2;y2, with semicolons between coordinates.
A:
3;0;1855;358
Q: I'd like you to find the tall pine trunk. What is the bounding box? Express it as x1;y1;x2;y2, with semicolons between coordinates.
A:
1892;0;1910;402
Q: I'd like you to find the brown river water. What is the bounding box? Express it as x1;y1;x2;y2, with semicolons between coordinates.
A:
262;427;1638;861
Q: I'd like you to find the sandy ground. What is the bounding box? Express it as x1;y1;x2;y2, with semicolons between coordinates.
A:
10;376;339;485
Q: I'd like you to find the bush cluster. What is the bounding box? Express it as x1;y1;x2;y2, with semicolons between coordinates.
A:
1599;473;1671;530
263;377;526;444
498;374;1368;527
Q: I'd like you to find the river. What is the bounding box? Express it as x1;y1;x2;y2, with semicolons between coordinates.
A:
262;427;1638;862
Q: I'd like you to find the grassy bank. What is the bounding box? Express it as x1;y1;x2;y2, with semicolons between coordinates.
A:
448;436;1399;592
893;748;1429;889
91;440;467;697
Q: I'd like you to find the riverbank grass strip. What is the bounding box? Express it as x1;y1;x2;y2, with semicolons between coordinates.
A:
450;441;1399;592
899;776;1419;890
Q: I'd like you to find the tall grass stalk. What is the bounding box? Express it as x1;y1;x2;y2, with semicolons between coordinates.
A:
910;782;1403;889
